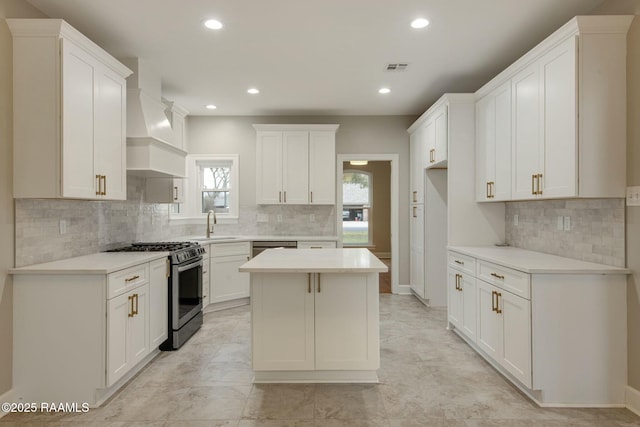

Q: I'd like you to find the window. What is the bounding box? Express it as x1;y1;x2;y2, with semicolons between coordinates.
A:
200;162;231;214
342;170;372;245
171;154;239;222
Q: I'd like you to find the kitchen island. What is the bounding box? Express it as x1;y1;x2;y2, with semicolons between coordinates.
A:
239;248;388;383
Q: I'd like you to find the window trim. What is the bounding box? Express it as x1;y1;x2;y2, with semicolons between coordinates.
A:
169;154;239;224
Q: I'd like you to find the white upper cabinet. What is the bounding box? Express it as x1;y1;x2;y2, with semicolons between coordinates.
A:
309;131;337;205
431;105;448;167
475;15;632;201
8;19;131;200
254;124;339;205
409;128;424;204
282;131;310;204
511;61;542;200
476;81;511;201
409;102;449;174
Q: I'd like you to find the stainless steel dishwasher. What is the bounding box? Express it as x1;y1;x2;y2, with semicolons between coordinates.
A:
252;240;297;257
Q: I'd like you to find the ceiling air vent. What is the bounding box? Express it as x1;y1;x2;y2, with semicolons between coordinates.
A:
385;63;409;71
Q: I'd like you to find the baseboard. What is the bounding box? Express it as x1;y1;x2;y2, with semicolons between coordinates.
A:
394;284;412;295
627;385;640;416
0;388;14;418
204;297;250;313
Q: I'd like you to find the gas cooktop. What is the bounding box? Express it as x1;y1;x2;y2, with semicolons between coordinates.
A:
108;242;197;252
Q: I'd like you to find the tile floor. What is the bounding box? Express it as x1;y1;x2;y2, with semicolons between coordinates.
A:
1;295;639;426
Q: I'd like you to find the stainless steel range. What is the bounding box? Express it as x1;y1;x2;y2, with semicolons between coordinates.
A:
109;242;205;350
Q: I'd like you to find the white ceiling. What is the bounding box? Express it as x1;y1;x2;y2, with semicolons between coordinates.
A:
26;0;605;116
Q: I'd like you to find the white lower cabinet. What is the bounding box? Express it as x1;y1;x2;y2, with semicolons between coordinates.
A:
476;280;531;388
201;244;210;307
252;273;314;371
447;267;476;342
149;258;169;348
252;272;379;372
12;256;169;405
447;249;627;406
107;283;150;387
209;242;251;304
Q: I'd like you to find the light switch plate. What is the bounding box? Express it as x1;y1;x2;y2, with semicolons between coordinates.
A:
627;186;640;206
310;214;315;223
513;214;518;226
256;213;268;223
563;216;571;231
59;219;67;235
557;216;564;230
277;214;283;222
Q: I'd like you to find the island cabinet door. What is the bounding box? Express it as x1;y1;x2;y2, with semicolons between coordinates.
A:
314;273;380;370
252;273;315;370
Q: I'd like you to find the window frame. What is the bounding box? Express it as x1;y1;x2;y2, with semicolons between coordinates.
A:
170;154;239;224
342;169;373;246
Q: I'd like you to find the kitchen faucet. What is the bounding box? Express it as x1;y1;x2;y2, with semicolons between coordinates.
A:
206;209;217;238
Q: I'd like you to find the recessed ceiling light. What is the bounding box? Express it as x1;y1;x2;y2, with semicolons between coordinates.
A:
378;87;391;94
247;88;260;94
204;19;223;30
205;104;217;110
411;18;429;29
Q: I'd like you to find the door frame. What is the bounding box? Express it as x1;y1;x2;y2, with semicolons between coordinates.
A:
336;154;399;294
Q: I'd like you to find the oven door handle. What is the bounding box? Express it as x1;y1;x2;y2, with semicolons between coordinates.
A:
176;260;203;273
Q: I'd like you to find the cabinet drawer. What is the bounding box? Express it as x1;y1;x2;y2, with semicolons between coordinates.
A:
478;261;530;299
298;241;337;249
448;252;476;275
108;263;149;299
210;241;251;258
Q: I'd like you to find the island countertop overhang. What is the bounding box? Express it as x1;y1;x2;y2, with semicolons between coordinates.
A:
239;248;388;273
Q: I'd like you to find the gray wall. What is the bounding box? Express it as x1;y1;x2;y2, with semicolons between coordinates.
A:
188;115;414;283
0;0;46;397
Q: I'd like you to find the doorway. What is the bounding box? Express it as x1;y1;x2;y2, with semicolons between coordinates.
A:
336;154;399;294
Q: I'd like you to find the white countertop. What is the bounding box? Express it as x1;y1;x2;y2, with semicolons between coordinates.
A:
9;252;170;275
448;246;630;275
179;235;339;244
239;248;388;273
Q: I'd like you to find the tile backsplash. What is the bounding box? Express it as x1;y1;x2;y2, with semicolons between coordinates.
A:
15;176;190;267
15;176;336;267
505;199;625;267
189;204;336;237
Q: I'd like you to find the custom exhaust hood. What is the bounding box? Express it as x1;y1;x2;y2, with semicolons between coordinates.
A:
121;58;186;178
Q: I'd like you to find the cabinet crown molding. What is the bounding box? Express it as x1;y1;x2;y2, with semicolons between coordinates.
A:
475;15;633;98
7;18;132;78
407;93;474;134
